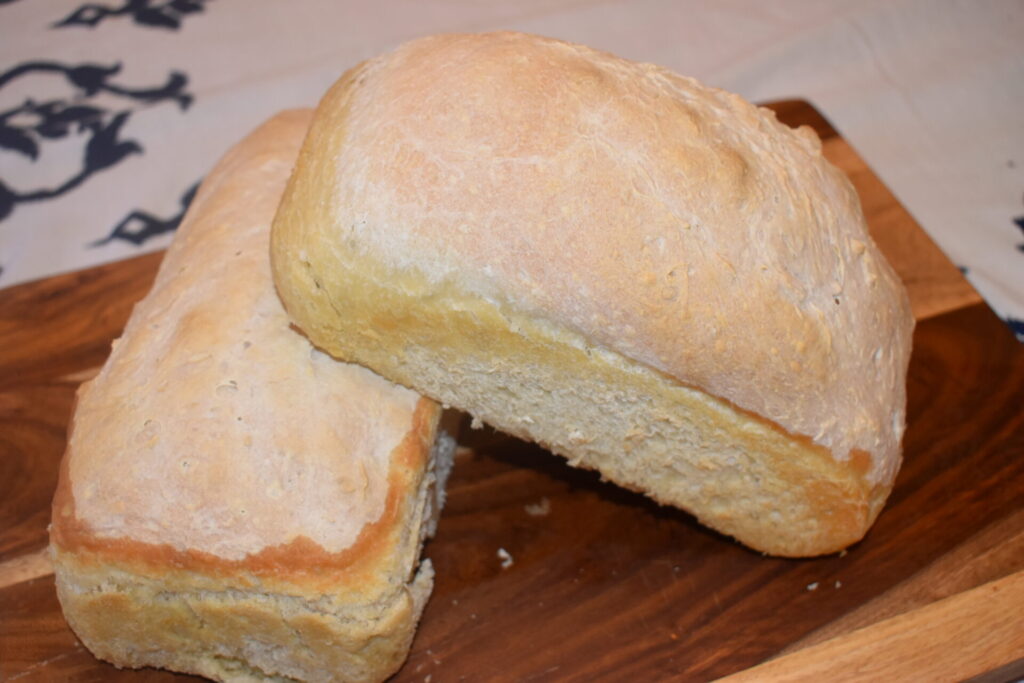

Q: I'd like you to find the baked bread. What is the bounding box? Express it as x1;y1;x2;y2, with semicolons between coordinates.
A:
50;110;453;682
270;32;914;557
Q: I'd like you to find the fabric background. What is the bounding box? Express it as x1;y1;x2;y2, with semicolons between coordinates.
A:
1;0;1021;336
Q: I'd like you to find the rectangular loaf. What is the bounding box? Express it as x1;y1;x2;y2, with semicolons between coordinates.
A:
50;109;453;682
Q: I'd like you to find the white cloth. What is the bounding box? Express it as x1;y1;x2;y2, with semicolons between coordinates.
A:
1;0;1021;334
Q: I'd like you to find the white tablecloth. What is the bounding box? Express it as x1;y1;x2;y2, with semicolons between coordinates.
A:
1;0;1021;337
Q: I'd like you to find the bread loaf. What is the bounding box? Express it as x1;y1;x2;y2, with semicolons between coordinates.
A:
50;110;453;682
270;32;914;557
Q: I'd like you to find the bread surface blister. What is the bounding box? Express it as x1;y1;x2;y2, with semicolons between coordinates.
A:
51;109;454;682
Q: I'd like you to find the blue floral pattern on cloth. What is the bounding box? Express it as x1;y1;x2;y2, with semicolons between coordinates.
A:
0;61;191;222
92;180;199;246
55;0;211;31
0;1;206;283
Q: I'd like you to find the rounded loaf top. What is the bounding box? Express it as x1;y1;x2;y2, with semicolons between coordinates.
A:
61;111;424;567
305;31;914;484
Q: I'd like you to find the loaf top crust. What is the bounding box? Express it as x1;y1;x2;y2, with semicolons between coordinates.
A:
288;32;913;484
53;110;425;568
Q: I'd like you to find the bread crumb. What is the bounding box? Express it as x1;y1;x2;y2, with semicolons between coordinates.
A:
470;416;483;429
806;582;819;591
497;548;514;569
838;550;847;558
525;497;551;516
425;675;432;682
835;580;842;589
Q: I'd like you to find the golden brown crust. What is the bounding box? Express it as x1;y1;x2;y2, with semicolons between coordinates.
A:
54;106;424;573
50;110;446;681
271;32;914;556
52;397;439;590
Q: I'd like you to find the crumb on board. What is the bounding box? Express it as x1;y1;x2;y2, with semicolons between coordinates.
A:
524;497;551;516
835;580;842;589
470;416;483;429
806;582;819;591
497;547;514;569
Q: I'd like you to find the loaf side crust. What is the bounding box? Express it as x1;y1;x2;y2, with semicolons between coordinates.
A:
272;231;884;556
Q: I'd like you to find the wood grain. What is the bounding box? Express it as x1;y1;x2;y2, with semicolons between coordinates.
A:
0;382;77;564
0;101;1019;682
0;575;188;682
0;548;53;591
781;508;1024;654
0;252;162;393
719;571;1024;682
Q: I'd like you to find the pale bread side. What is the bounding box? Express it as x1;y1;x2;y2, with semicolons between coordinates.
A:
271;33;914;557
51;109;452;682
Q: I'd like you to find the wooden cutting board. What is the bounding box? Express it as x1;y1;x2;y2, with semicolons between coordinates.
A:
1;101;1021;682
